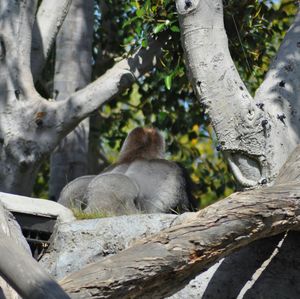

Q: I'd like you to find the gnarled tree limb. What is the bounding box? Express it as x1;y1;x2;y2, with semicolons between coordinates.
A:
54;33;169;137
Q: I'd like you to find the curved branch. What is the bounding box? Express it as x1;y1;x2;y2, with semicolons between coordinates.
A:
175;0;266;187
54;33;169;137
0;234;71;299
254;9;300;179
31;0;72;80
1;0;38;94
0;204;70;299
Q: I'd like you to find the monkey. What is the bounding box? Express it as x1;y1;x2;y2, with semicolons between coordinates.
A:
58;175;96;210
117;127;166;163
58;127;198;215
100;127;165;175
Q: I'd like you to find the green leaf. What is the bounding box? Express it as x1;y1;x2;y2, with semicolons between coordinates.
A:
122;16;138;28
153;23;165;34
141;39;148;48
170;25;180;32
164;75;172;90
136;8;145;18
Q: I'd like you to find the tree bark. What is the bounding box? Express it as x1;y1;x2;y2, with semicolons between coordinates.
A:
49;0;93;201
58;146;300;299
0;203;70;299
31;0;72;80
0;0;43;195
0;203;29;299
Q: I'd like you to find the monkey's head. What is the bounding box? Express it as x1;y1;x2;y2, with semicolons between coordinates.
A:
117;127;165;164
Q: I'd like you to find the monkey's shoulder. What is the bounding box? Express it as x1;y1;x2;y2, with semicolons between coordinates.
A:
129;158;182;168
125;158;185;176
104;158;182;175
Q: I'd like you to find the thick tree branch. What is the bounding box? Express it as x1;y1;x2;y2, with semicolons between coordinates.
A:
17;0;37;72
253;9;300;177
176;0;267;187
0;0;38;96
275;144;300;184
0;204;70;299
255;9;300;113
54;34;169;137
31;0;72;80
0;234;71;299
57;147;300;299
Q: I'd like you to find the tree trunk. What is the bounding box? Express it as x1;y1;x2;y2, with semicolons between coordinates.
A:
49;0;94;201
31;0;72;80
175;0;300;187
0;0;166;195
0;0;43;195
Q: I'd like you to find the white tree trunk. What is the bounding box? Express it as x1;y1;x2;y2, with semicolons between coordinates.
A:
49;0;93;201
31;0;72;80
0;0;42;195
176;0;300;187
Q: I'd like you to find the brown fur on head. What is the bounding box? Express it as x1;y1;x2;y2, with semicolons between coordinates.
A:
117;127;165;164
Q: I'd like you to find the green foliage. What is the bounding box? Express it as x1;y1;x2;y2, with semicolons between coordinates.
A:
33;0;297;208
223;0;297;93
33;160;49;199
72;208;109;220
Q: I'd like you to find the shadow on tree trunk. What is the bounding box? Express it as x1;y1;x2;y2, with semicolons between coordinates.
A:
203;232;300;299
